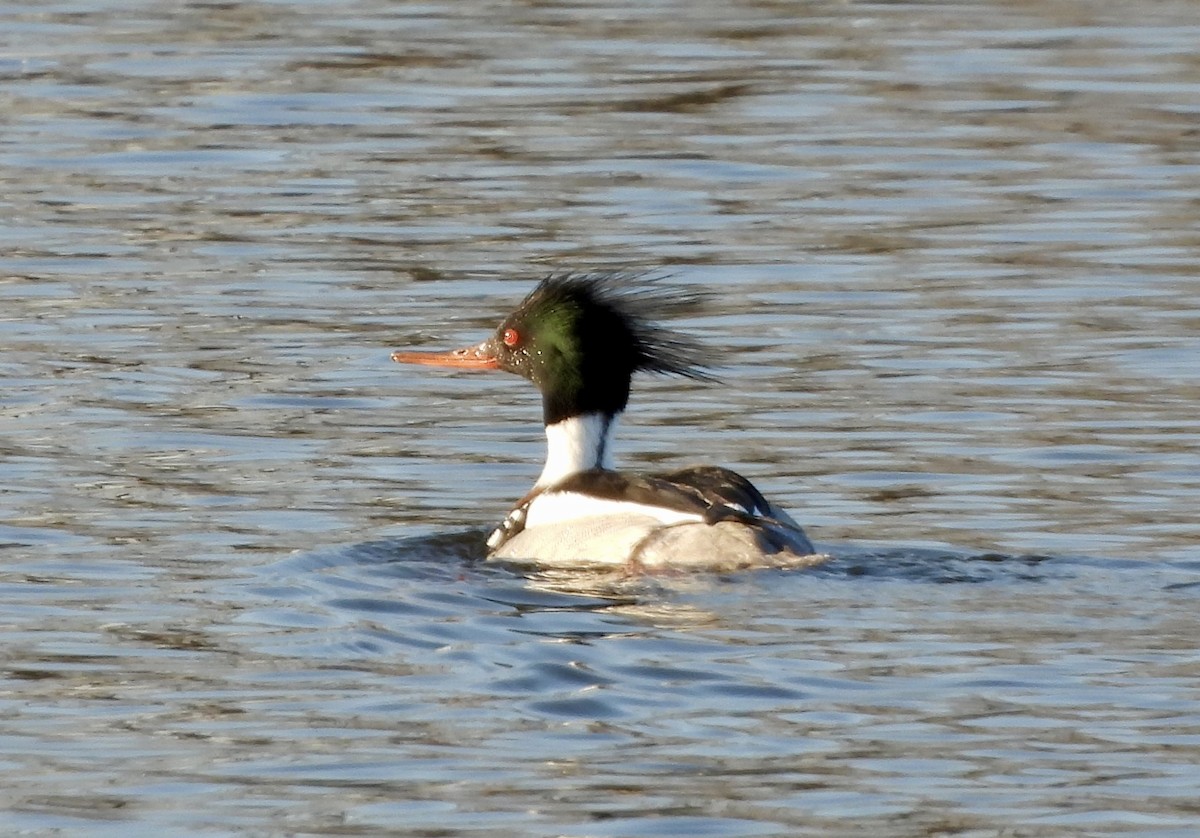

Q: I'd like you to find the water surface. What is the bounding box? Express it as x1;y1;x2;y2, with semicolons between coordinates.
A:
3;0;1199;834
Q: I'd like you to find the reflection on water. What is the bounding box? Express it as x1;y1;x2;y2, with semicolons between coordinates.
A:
3;0;1200;834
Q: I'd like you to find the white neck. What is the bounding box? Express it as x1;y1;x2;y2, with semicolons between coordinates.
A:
535;412;619;489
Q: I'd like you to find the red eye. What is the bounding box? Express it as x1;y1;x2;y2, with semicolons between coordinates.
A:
502;328;520;347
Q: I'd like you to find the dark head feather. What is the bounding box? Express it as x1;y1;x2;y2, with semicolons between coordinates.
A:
490;273;714;424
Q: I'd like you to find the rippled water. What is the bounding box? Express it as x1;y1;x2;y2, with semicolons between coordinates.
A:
4;0;1200;834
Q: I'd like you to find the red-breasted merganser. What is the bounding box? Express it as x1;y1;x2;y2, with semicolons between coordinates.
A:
391;274;820;570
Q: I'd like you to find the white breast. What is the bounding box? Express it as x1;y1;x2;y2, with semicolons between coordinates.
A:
522;491;704;530
488;513;668;566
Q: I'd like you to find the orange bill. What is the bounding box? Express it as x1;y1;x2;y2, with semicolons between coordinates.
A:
391;340;500;370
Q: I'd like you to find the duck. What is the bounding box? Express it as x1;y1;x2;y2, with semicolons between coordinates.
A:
391;273;820;571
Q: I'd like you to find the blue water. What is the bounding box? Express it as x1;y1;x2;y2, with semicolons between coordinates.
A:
3;0;1199;834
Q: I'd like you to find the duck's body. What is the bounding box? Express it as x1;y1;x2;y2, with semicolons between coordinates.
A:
488;464;815;570
392;274;819;571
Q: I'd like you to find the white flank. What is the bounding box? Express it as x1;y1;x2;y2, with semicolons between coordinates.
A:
523;491;704;530
535;412;619;488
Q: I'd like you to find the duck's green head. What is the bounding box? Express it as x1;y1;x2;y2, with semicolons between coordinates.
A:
393;273;713;425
